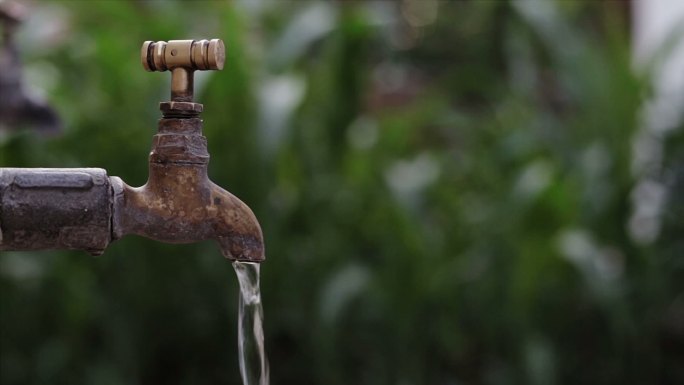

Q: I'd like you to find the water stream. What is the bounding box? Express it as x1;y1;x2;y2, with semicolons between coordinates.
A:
232;261;269;385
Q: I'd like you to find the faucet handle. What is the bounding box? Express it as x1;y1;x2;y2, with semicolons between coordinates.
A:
141;39;225;72
141;39;225;103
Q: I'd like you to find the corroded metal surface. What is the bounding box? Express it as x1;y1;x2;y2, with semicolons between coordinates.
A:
0;168;112;255
112;112;265;262
0;38;264;261
0;111;264;261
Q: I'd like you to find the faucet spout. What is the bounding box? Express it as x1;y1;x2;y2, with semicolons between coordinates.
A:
112;177;264;262
111;111;264;262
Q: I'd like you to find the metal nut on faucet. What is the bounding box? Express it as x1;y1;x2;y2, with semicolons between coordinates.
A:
141;39;225;72
159;101;204;118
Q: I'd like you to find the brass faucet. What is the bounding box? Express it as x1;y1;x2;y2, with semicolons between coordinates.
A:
0;39;265;262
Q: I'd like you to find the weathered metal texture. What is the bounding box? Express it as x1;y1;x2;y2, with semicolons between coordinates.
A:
0;38;264;262
129;37;263;261
112;112;265;262
0;168;112;255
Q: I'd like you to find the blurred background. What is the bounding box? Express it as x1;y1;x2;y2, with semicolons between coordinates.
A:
1;0;683;384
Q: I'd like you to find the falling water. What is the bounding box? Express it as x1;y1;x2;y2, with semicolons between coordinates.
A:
232;261;269;385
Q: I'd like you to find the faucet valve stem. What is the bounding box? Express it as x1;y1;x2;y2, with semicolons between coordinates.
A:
141;39;225;102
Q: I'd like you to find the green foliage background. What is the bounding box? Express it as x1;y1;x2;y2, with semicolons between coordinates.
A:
1;1;683;384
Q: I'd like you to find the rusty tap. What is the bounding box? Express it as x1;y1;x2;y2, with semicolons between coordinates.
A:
0;39;265;262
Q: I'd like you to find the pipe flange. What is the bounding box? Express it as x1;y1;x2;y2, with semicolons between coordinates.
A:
160;101;203;118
